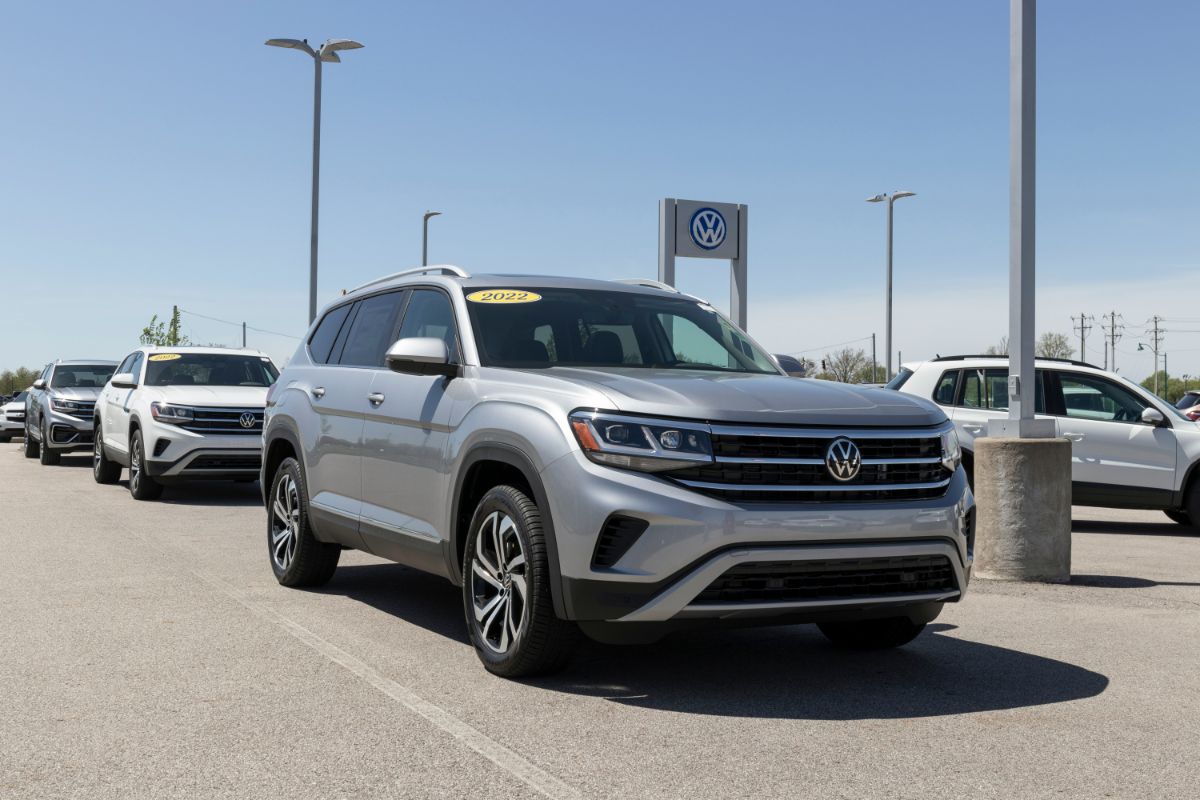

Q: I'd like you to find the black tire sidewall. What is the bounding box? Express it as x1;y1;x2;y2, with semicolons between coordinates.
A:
268;457;339;586
462;487;547;674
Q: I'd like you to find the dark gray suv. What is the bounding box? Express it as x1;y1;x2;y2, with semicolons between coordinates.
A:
263;267;974;677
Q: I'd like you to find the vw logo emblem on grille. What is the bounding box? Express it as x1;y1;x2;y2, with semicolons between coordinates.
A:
239;412;257;429
825;438;861;482
689;207;727;250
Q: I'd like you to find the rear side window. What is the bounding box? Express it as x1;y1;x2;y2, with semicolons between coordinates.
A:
961;368;1046;413
308;303;353;364
932;370;959;405
338;292;405;367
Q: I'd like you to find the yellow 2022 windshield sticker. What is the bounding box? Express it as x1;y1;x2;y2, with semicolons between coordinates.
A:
148;353;182;362
466;290;542;304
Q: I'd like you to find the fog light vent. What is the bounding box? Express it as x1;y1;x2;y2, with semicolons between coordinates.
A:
591;516;649;569
153;438;170;457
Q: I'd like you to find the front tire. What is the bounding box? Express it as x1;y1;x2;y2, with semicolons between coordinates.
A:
93;426;121;484
818;617;927;650
268;457;339;586
128;432;163;500
463;485;577;678
38;423;60;465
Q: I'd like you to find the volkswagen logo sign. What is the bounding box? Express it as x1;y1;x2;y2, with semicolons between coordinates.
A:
825;438;862;482
239;412;257;429
689;207;727;250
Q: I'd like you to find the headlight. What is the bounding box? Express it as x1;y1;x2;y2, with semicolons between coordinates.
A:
50;398;86;411
569;411;712;472
150;402;194;424
940;427;962;473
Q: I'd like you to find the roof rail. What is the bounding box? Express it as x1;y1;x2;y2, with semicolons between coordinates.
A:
615;278;679;293
930;354;1101;369
349;265;470;293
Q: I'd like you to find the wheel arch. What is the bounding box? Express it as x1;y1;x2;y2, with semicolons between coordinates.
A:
450;444;566;618
263;422;303;508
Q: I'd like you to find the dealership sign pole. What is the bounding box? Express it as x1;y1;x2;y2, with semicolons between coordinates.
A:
658;199;748;330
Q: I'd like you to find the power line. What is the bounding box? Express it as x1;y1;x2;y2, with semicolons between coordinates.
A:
179;309;302;341
784;335;875;356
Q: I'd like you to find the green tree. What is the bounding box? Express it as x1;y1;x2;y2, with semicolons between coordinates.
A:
1139;372;1188;403
140;306;191;346
1;366;42;394
815;348;876;383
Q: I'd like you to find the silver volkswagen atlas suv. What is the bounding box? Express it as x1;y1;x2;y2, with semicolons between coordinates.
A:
262;267;974;677
25;360;118;465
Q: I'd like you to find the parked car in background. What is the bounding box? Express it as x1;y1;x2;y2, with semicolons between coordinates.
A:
1;390;29;442
774;354;808;377
263;267;973;678
93;347;279;500
24;361;118;464
891;355;1200;528
1176;390;1200;421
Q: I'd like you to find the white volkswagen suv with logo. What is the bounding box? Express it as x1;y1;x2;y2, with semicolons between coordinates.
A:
93;346;279;500
891;355;1200;528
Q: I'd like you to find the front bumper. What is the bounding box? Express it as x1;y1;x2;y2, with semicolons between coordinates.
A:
43;410;95;451
142;424;262;479
540;449;974;623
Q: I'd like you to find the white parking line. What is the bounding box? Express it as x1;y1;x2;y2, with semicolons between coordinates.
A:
189;567;583;800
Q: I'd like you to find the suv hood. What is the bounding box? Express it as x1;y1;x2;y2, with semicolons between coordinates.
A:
153;385;269;407
51;387;103;402
543;368;946;427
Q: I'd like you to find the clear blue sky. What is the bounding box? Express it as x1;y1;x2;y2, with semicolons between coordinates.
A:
4;1;1200;380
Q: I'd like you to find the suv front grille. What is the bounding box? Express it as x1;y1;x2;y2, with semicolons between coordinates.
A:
693;555;957;605
180;407;264;436
669;426;951;503
184;454;262;472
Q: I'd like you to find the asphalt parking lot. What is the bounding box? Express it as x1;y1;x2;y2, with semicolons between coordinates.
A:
2;446;1198;800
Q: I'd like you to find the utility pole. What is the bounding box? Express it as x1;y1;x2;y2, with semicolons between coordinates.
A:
1149;316;1165;396
1071;313;1093;363
1163;352;1169;397
1101;311;1123;372
242;322;247;348
871;333;878;382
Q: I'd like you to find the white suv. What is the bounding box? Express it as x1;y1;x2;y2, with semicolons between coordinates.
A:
891;355;1200;527
93;346;279;500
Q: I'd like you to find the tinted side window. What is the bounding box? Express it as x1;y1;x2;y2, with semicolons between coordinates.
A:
115;353;136;376
960;368;1045;413
932;370;959;405
128;353;145;384
338;292;405;367
308;303;353;364
1058;373;1148;423
397;290;460;359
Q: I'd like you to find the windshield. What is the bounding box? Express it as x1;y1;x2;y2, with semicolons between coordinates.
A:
465;288;780;373
1175;392;1199;410
145;354;279;387
51;365;115;389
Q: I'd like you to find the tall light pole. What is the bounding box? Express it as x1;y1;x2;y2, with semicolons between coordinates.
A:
866;190;916;379
422;211;442;266
265;37;364;323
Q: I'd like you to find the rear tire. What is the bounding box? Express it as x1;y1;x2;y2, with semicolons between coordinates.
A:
463;485;577;678
818;617;927;650
93;426;121;484
128;432;163;500
1183;483;1200;533
38;424;60;465
268;457;340;587
22;424;39;458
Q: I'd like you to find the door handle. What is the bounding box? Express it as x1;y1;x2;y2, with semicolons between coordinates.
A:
368;392;385;406
962;424;984;434
1063;432;1085;442
311;387;326;399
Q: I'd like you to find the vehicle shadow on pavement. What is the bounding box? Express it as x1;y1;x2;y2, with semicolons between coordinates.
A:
321;563;470;644
1073;519;1197;538
536;625;1110;720
323;565;1109;720
1071;574;1200;589
152;481;263;507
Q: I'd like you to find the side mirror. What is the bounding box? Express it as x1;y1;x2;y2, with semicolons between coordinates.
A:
1141;407;1166;427
32;379;46;390
384;338;459;378
110;372;137;389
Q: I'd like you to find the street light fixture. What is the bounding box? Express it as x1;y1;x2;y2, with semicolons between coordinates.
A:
422;211;442;267
265;37;364;323
866;190;916;379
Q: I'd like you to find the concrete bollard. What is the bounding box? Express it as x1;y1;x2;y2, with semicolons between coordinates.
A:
973;437;1072;583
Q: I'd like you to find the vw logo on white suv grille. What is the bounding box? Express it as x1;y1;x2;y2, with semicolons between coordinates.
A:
825;438;862;482
239;412;257;429
689;207;726;250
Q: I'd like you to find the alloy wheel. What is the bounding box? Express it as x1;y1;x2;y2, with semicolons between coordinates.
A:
470;511;528;654
130;439;141;492
93;431;103;475
270;473;300;571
